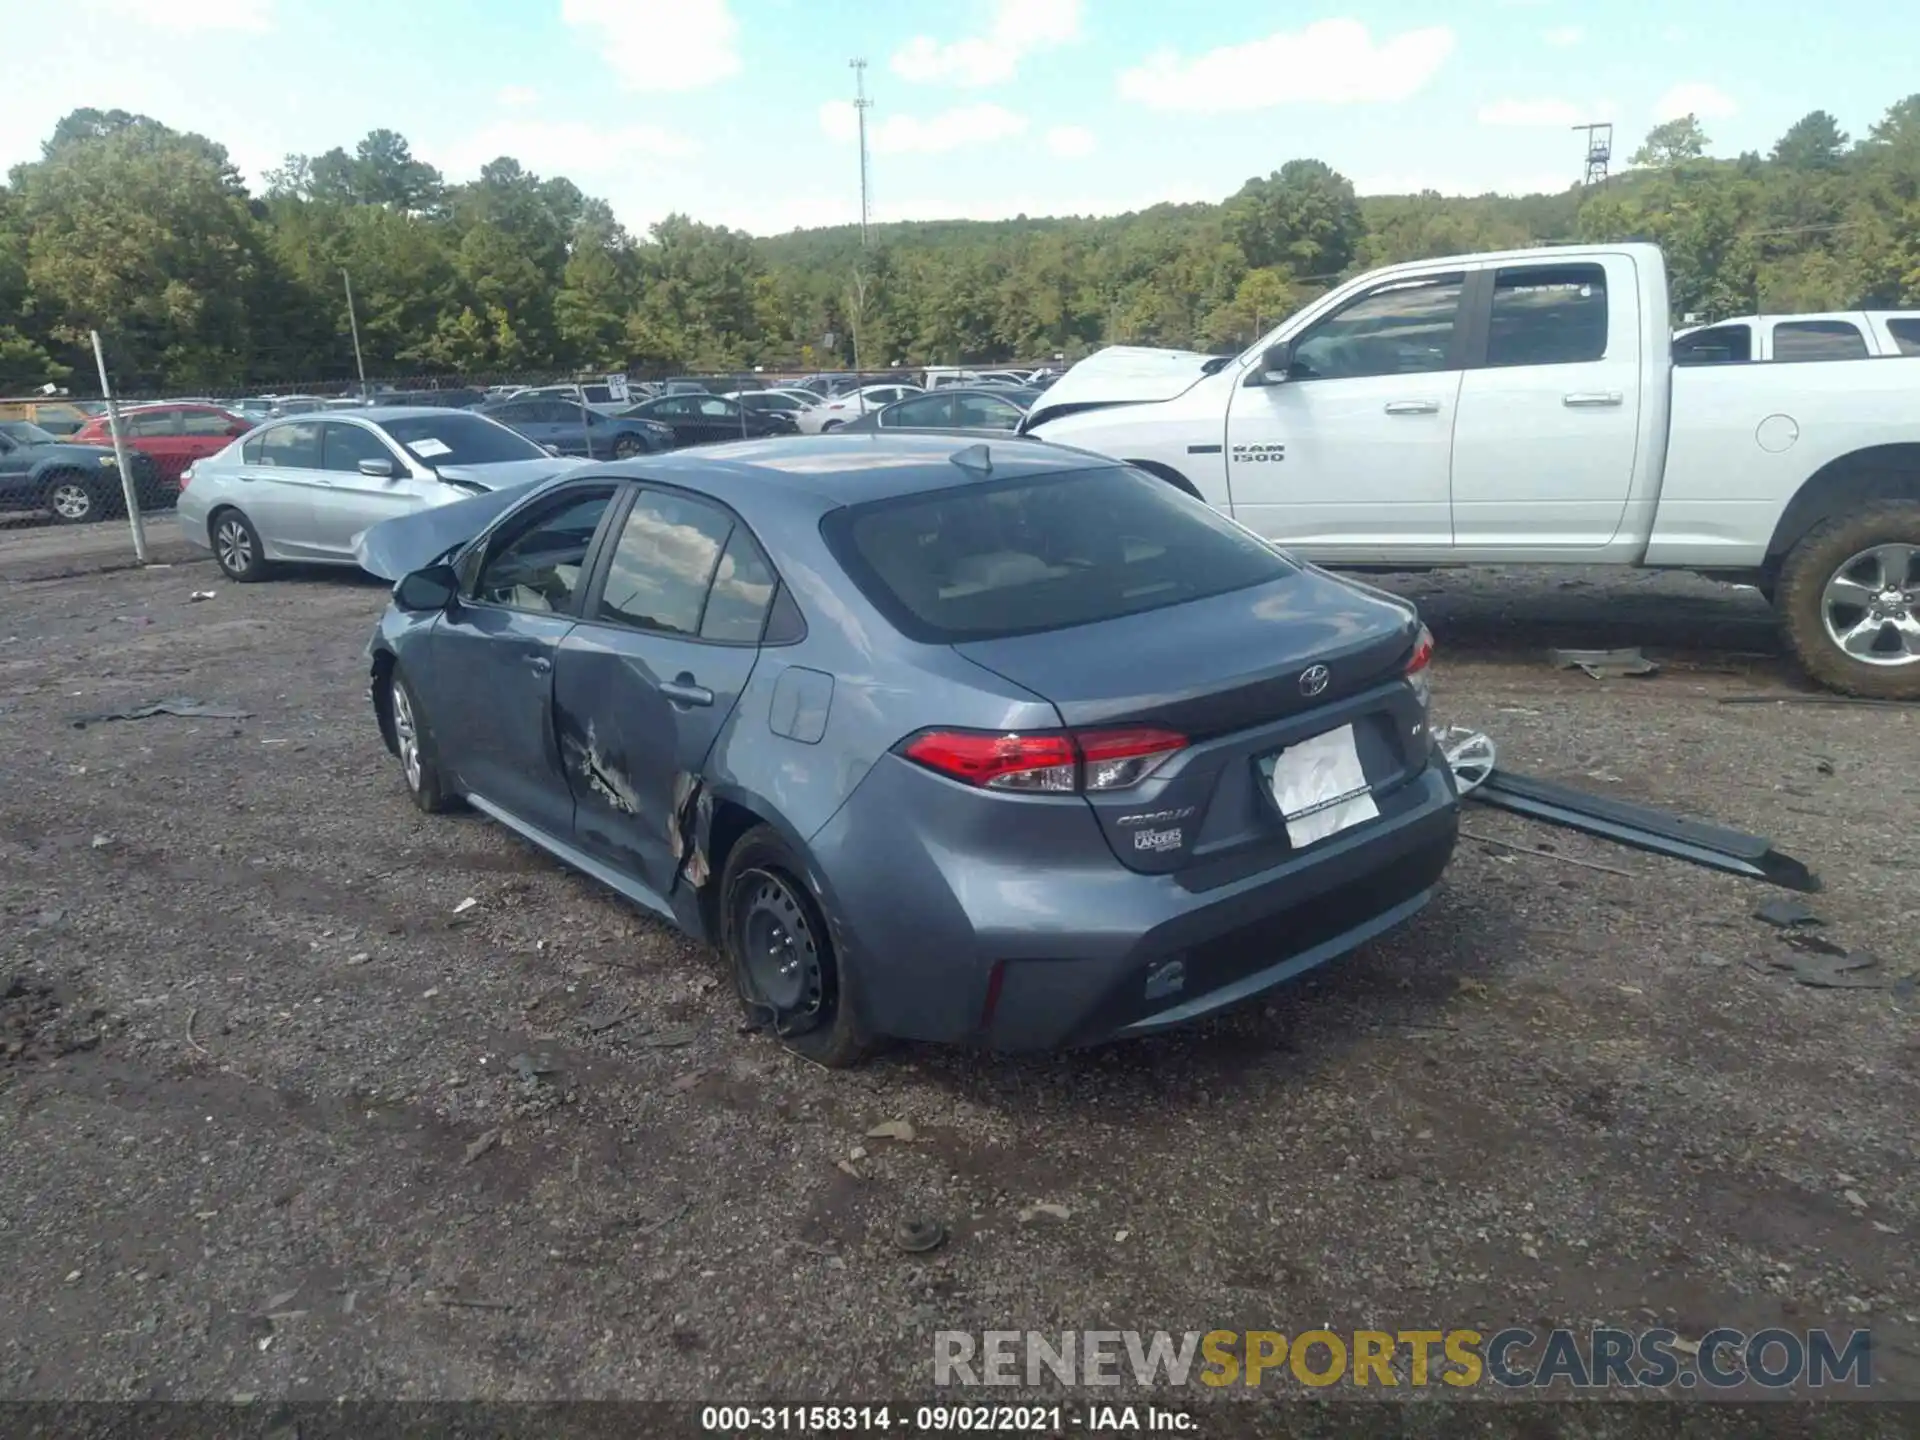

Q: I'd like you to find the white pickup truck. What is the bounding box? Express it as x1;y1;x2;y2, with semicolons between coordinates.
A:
1674;310;1920;365
1023;242;1920;698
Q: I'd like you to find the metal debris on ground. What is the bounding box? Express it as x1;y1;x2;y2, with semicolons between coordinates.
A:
68;696;252;728
1436;726;1495;795
1753;949;1891;990
1470;769;1821;892
189;590;216;602
1719;694;1915;710
1549;647;1660;679
450;897;478;915
1754;898;1825;929
894;1218;946;1254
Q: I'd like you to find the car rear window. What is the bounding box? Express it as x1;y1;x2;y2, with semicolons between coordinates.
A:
382;413;545;465
822;465;1295;643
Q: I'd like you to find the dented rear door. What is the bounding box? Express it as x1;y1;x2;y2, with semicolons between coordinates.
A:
554;486;773;899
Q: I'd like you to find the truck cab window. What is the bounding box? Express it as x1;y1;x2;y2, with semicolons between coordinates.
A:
1772;320;1868;361
1673;324;1752;365
1485;264;1608;367
1289;276;1464;381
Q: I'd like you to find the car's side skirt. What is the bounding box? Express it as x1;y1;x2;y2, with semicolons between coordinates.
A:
464;792;678;924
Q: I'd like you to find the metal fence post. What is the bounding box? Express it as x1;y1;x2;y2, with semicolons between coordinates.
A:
90;329;148;564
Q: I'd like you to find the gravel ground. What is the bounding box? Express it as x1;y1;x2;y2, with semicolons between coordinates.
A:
0;526;1915;1416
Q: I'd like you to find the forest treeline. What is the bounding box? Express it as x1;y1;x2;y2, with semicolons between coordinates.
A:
3;100;1918;393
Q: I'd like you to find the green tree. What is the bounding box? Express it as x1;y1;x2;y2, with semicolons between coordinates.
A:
1771;111;1850;170
1632;116;1710;169
1224;160;1362;279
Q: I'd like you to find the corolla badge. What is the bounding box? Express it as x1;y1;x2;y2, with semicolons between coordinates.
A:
1299;663;1331;697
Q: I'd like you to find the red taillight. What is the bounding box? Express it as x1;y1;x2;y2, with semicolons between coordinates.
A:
901;726;1186;792
178;464;194;490
1406;625;1434;676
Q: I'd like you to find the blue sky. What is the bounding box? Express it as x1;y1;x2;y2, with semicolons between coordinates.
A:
8;0;1919;236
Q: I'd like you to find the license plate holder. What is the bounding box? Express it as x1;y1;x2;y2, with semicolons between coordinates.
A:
1258;723;1379;849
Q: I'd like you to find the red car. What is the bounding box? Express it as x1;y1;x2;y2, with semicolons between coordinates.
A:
72;403;252;486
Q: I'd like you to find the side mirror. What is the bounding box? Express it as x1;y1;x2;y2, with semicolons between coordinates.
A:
394;562;459;613
1245;341;1296;387
357;456;396;478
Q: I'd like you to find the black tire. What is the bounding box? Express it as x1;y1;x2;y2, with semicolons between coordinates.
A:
388;665;456;814
42;470;109;526
720;825;870;1067
209;507;271;583
611;434;643;459
820;420;844;433
1777;499;1920;700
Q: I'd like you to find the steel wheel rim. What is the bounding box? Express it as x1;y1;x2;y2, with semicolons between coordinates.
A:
1821;542;1920;668
216;519;253;574
738;870;824;1027
50;483;91;520
391;679;422;791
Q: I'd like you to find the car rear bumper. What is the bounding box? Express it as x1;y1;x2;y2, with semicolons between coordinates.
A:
811;749;1459;1051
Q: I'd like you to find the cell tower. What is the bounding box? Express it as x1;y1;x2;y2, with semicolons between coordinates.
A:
850;58;873;244
1573;122;1613;187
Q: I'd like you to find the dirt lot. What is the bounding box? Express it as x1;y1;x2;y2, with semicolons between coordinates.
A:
0;521;1915;1413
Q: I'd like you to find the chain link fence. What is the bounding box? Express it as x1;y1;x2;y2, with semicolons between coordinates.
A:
0;357;1061;578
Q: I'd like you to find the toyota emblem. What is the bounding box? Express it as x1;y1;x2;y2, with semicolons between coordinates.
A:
1299;664;1331;697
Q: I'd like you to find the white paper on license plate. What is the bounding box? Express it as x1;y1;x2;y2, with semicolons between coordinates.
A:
1272;723;1378;847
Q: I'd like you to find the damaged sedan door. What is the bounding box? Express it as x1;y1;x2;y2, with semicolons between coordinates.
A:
555;485;776;902
427;485;620;838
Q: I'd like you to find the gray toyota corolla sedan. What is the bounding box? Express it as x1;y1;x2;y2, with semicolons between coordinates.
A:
356;433;1458;1065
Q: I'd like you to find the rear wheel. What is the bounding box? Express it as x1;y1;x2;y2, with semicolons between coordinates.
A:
721;825;870;1067
43;471;107;525
612;434;643;459
1777;500;1920;699
210;508;271;583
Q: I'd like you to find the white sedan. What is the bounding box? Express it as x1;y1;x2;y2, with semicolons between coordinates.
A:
792;383;923;434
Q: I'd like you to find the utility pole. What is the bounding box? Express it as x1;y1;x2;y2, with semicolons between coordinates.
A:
850;58;872;246
1572;122;1613;187
90;330;147;563
341;268;368;398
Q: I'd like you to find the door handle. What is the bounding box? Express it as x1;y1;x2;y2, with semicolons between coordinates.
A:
1563;391;1624;407
525;655;553;676
659;677;713;707
1384;400;1440;415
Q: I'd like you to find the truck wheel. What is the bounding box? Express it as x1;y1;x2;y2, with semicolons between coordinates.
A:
1777;501;1920;699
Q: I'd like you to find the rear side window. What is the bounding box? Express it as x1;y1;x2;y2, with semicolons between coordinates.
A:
1773;320;1868;361
181;409;233;436
1674;324;1752;365
1485;264;1608;367
127;409;179;437
1886;318;1920;356
823;465;1296;643
258;421;321;468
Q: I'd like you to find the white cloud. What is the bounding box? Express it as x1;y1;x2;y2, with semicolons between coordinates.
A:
1543;25;1585;47
1116;19;1455;112
1045;124;1097;158
891;0;1081;87
562;0;740;92
1478;98;1584;127
819;100;1027;155
85;0;272;31
497;85;538;110
434;119;697;181
1652;82;1736;122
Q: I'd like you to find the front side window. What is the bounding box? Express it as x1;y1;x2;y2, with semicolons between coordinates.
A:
1772;320;1868;361
824;465;1296;643
1289;275;1464;381
321;423;398;473
258;421;322;468
472;492;614;612
595;490;734;636
1485;264;1609;367
1673;324;1752;365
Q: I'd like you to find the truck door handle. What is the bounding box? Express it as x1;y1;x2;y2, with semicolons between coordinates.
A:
1384;400;1440;415
659;677;713;707
525;655;552;676
1563;391;1623;407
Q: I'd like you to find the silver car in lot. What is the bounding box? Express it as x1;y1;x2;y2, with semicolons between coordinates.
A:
177;407;588;582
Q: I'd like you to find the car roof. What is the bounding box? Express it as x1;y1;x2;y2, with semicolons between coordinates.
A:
604;431;1107;506
257;406;490;425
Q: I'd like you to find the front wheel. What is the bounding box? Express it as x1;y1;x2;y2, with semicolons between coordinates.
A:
721;826;870;1067
389;666;456;814
43;472;108;525
1777;500;1920;699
